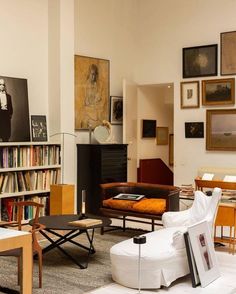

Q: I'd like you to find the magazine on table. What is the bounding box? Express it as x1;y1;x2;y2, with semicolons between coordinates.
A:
113;193;145;201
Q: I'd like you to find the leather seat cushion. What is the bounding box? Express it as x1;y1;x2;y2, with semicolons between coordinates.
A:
103;198;136;210
132;198;166;214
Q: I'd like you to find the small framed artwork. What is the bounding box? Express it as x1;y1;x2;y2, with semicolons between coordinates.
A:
142;120;156;138
184;232;200;288
202;78;235;106
110;96;123;124
31;115;48;142
74;55;110;130
180;81;200;109
187;221;220;287
169;134;174;166
221;31;236;75
156;127;168;145
185;122;204;138
206;109;236;151
183;44;217;78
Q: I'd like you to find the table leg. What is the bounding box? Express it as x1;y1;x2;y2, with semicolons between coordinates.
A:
21;235;32;294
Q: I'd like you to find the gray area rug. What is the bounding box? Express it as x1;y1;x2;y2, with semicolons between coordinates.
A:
0;229;143;294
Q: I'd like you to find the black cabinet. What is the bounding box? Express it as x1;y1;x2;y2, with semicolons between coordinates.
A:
77;144;127;215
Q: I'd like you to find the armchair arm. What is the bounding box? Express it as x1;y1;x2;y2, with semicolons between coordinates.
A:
162;209;191;228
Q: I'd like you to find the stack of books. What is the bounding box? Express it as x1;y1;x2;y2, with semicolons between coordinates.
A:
180;184;195;197
68;218;102;228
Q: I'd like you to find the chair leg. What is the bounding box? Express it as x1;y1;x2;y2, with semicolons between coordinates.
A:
151;219;154;231
123;216;126;232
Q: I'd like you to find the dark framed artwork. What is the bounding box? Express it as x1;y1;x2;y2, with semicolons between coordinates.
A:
142;120;156;138
183;44;217;78
202;78;235;106
180;81;200;109
110;96;123;125
74;55;110;130
0;75;30;142
156;127;168;145
185;122;204;138
31;115;48;142
206;109;236;151
221;31;236;75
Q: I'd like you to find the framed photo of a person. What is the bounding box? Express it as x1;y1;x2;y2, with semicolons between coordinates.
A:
74;55;110;130
180;81;200;109
206;109;236;151
221;31;236;75
110;96;123;125
183;44;217;78
187;221;220;287
31;115;48;142
202;78;235;106
0;75;30;142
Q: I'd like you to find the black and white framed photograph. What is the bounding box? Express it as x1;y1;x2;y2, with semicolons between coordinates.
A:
0;75;30;142
188;221;220;288
142;119;156;138
185;122;204;138
110;96;123;124
180;81;200;109
183;44;217;78
31;115;48;142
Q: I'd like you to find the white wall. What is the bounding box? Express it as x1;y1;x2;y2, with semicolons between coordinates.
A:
137;85;173;168
74;0;138;144
135;0;236;186
0;0;48;116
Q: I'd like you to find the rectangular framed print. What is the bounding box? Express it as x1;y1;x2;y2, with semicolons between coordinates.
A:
181;81;200;109
183;44;217;78
221;31;236;75
110;96;123;124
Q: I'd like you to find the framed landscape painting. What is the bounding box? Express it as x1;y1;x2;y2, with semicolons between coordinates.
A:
202;78;235;106
206;109;236;151
74;55;110;130
183;44;217;78
221;31;236;75
181;81;200;109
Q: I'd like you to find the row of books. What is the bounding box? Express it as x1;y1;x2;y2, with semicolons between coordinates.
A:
0;195;49;222
0;145;61;168
0;169;60;194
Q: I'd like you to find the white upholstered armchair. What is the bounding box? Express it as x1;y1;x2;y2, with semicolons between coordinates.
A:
110;187;222;289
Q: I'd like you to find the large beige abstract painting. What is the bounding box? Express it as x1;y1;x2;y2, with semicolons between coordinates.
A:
74;55;109;130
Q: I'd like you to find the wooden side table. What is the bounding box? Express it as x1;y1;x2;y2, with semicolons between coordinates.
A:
214;202;236;254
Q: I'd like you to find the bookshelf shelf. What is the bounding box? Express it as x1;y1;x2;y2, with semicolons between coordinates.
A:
0;142;61;222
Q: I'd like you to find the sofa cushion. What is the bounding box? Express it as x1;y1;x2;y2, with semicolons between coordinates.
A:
132;198;166;214
103;198;136;211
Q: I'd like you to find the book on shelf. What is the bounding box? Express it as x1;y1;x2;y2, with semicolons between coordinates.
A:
68;218;102;227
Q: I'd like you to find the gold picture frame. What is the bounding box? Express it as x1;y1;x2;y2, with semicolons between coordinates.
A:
221;31;236;75
202;78;235;106
169;134;174;166
156;127;168;145
74;55;110;130
206;109;236;151
180;81;200;109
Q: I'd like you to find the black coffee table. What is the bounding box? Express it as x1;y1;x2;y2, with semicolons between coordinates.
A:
30;214;111;269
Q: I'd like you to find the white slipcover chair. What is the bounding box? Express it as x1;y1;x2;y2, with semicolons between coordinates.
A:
110;187;222;289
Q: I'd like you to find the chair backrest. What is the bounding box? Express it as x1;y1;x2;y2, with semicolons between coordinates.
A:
189;187;222;227
10;201;44;231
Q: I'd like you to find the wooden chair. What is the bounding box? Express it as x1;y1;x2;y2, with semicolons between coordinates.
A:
0;201;45;288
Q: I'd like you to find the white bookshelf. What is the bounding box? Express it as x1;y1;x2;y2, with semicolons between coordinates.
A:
0;142;61;222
